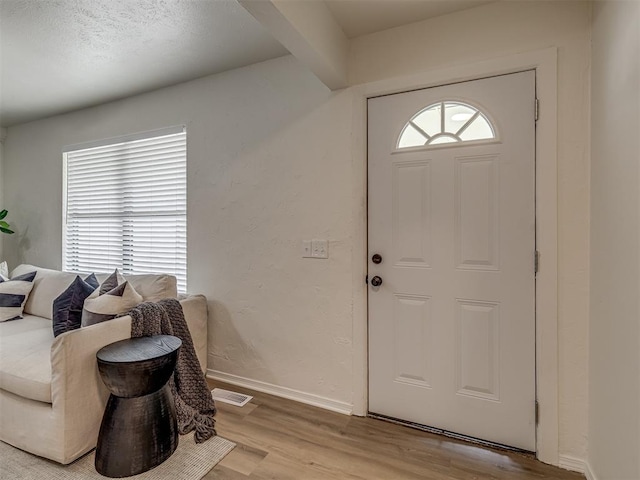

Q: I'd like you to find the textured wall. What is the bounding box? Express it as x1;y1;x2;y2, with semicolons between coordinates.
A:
589;2;640;478
349;0;591;463
2;56;356;406
0;131;4;259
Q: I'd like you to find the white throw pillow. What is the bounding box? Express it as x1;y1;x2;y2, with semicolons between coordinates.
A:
0;261;8;280
0;271;37;322
81;281;143;327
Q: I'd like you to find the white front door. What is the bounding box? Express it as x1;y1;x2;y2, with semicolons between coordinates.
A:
368;71;536;451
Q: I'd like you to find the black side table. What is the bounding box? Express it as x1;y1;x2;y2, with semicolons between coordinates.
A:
95;335;182;478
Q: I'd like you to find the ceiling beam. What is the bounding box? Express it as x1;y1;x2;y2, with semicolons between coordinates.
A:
238;0;349;90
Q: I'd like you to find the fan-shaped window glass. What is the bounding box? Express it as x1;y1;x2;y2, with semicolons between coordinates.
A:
397;101;496;149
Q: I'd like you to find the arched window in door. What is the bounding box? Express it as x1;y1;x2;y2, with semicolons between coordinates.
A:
397;101;496;149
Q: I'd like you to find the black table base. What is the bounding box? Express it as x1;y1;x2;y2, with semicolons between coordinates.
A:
95;385;178;477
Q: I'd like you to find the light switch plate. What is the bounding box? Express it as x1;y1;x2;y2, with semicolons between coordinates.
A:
302;240;312;258
311;239;328;258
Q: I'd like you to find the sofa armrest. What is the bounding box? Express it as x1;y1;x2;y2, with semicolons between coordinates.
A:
50;315;132;405
179;294;208;373
49;315;132;462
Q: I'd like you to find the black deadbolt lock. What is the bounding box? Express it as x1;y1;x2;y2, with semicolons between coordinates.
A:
372;254;382;264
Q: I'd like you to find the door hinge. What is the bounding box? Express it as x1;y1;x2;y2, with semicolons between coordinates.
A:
535;98;539;122
535;400;540;425
534;250;540;274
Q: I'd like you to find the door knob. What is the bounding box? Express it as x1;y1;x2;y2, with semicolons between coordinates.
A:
370;276;383;287
372;254;382;264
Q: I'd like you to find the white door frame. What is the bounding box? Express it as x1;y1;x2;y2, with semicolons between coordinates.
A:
349;47;558;465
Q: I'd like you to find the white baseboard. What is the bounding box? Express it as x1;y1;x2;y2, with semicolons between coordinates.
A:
207;369;353;416
559;455;597;479
559;455;586;473
584;462;598;480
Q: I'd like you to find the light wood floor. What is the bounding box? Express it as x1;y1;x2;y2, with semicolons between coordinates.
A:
204;380;584;480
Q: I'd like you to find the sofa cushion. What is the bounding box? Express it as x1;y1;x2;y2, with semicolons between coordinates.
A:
82;281;143;327
10;265;77;320
96;272;177;302
0;315;53;403
52;276;96;337
0;271;37;322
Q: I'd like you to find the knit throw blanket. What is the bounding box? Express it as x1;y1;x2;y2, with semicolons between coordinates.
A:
127;299;217;443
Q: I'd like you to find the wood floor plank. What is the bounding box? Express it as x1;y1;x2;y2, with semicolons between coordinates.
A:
241;410;456;479
249;452;369;480
216;400;259;419
208;380;584;480
218;443;269;476
204;464;252;480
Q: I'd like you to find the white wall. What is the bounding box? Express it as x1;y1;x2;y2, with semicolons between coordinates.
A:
0;129;4;259
589;2;640;479
350;0;591;463
3;55;357;407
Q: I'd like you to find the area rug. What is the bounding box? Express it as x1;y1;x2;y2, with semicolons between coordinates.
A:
0;436;235;480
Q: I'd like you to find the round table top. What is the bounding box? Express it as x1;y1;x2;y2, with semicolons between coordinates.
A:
97;335;182;364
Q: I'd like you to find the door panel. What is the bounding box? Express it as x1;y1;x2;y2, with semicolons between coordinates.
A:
393;293;432;387
455;155;499;269
392;161;431;267
368;71;536;450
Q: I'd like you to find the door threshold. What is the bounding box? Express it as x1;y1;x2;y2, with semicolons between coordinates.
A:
368;412;535;456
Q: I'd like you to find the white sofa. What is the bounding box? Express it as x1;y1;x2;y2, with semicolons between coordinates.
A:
0;264;208;464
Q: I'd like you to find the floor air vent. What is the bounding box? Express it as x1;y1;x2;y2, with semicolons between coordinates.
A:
211;388;253;407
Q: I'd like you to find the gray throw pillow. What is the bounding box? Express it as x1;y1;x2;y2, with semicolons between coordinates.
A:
84;273;99;290
99;269;125;295
52;275;96;337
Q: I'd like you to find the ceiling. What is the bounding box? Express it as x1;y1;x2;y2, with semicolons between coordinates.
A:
0;0;496;128
0;0;289;127
325;0;494;38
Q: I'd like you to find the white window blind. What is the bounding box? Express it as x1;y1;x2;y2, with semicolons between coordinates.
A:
63;127;187;292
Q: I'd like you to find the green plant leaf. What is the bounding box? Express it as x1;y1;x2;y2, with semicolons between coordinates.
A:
0;227;14;234
0;221;8;228
0;210;7;220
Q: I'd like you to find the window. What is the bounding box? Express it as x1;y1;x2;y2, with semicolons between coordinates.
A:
63;126;187;292
397;101;496;149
